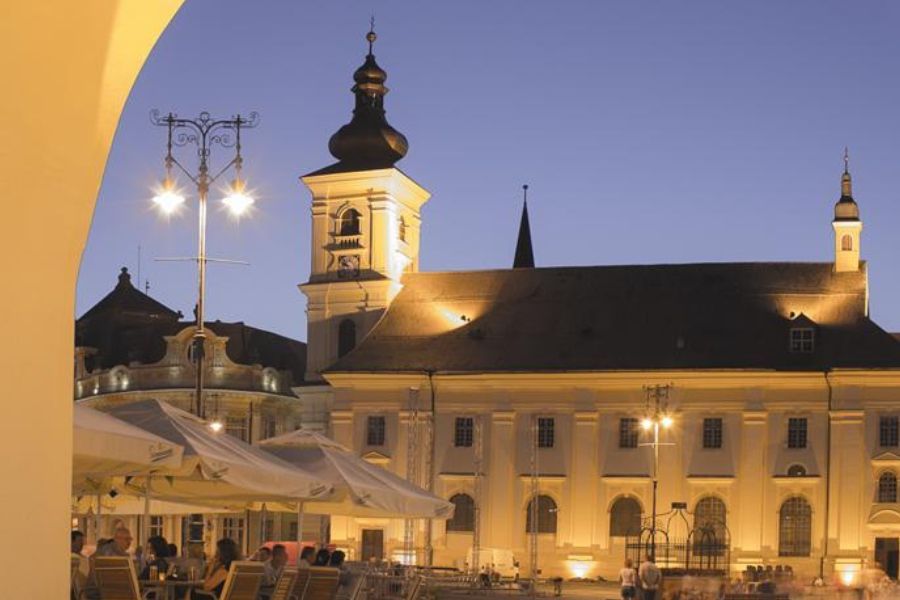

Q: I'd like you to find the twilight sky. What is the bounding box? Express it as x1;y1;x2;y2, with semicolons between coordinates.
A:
78;1;900;341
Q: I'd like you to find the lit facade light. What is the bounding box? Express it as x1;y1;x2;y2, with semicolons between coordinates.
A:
209;419;224;433
152;177;186;215
222;178;254;217
661;415;673;429
641;418;653;431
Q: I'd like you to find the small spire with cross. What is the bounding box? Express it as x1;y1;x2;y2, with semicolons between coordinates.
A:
843;146;850;175
366;14;377;55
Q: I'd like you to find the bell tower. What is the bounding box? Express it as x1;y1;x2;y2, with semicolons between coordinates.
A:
300;28;430;381
832;149;862;273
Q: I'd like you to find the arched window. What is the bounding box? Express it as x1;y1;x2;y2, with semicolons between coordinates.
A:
694;497;727;556
841;234;853;251
778;497;812;557
787;464;807;477
398;216;407;242
878;471;898;503
525;495;557;534
338;209;361;236
609;497;642;537
337;319;356;358
446;493;475;532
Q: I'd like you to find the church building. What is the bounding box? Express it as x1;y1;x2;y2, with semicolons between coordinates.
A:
296;29;900;582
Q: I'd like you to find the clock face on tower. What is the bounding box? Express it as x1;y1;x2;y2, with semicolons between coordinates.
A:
337;255;360;279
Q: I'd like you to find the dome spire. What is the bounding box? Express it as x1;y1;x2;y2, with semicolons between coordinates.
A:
834;146;859;221
321;25;409;174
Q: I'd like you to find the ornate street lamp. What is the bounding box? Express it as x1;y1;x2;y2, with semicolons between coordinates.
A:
150;110;259;420
640;384;675;559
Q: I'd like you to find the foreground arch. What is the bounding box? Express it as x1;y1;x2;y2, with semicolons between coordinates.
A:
2;3;182;595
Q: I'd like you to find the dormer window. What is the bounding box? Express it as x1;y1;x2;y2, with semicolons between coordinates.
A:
338;209;361;236
789;328;814;353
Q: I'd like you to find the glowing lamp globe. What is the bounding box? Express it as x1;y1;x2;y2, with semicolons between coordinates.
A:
223;178;254;216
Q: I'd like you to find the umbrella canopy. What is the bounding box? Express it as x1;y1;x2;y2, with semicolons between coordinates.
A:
259;430;454;519
73;404;183;487
105;399;332;504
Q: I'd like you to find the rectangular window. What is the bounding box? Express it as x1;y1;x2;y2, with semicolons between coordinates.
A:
702;418;723;449
881;416;899;447
367;416;386;446
787;417;808;449
221;517;245;549
537;417;555;448
454;417;474;447
789;328;815;353
149;515;164;539
225;415;248;442
619;418;639;449
261;414;277;440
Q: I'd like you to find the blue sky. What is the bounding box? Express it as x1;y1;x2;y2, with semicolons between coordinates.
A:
78;1;900;340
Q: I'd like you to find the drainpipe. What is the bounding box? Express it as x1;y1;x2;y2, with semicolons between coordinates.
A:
424;369;436;566
821;370;833;579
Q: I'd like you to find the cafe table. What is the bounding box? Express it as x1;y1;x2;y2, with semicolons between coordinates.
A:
140;578;205;600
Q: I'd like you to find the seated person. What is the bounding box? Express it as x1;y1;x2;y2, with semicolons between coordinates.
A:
313;548;331;566
139;535;171;580
201;538;242;597
254;546;272;562
263;544;288;586
298;546;315;568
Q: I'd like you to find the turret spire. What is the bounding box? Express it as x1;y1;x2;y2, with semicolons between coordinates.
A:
834;147;859;221
513;185;535;269
841;146;853;199
832;148;862;273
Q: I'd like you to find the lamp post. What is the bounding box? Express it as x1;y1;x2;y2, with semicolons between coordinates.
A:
150;110;259;419
639;384;674;559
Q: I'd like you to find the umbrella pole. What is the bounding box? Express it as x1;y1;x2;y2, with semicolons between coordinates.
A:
95;493;102;545
296;502;305;551
143;475;152;545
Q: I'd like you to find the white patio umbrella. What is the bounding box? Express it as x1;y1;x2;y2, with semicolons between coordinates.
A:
259;430;454;544
105;399;333;505
73;404;184;490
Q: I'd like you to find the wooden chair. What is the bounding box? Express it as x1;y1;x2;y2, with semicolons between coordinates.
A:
270;568;300;600
93;556;141;600
302;567;340;600
193;561;266;600
288;567;311;600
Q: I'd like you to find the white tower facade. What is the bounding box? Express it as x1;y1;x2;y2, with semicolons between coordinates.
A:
300;29;430;380
832;157;862;273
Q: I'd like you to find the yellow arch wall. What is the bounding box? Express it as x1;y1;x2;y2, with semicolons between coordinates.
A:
1;2;182;594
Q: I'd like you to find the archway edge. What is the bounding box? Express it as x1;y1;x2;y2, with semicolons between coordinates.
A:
1;3;183;596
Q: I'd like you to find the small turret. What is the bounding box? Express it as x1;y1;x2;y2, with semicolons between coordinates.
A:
833;148;862;273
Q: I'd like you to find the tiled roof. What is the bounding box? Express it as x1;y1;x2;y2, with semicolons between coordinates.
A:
327;262;900;373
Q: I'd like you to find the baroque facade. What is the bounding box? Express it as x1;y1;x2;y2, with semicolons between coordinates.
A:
295;30;900;582
75;267;325;552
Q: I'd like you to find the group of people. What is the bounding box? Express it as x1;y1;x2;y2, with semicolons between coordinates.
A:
72;526;324;599
619;555;662;600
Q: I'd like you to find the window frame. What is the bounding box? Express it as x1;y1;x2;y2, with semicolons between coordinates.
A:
789;328;815;353
880;416;899;448
366;415;386;447
702;417;723;449
537;417;555;449
787;417;808;449
454;417;474;448
878;471;898;503
778;496;812;557
337;208;361;236
609;496;642;538
225;415;248;442
446;493;476;532
619;417;639;449
525;494;558;534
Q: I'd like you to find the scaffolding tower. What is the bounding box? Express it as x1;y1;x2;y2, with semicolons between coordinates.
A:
404;387;420;565
472;414;484;575
529;414;539;592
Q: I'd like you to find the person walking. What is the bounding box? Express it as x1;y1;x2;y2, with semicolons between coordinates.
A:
619;558;638;599
638;554;661;600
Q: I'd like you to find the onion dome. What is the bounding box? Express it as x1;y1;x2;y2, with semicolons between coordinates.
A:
324;28;408;173
834;148;860;222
